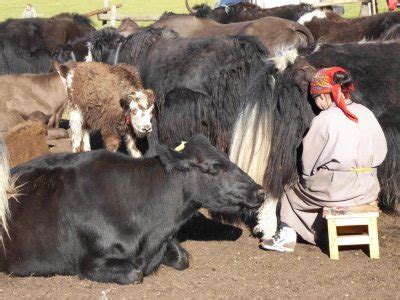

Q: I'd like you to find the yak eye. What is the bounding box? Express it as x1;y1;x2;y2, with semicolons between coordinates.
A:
209;163;223;175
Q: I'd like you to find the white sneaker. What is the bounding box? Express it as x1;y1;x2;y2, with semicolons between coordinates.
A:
261;227;297;252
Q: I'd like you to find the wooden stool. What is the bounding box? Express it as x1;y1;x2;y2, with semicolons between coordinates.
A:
323;202;380;260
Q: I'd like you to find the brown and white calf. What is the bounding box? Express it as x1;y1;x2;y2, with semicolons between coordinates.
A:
54;61;154;157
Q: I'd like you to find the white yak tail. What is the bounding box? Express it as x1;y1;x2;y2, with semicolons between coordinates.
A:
0;139;18;240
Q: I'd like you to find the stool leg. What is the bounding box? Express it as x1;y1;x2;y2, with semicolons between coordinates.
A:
327;219;339;260
368;217;380;259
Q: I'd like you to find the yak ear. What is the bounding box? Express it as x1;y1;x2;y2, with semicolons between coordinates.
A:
120;95;131;111
156;144;190;172
52;60;61;73
52;60;70;78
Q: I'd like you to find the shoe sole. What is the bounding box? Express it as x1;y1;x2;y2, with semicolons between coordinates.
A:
260;242;295;253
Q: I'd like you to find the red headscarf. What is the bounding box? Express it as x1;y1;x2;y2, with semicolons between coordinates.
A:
310;67;358;123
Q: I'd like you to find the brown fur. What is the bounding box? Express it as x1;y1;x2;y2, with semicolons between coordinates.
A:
152;15;314;55
68;62;143;136
56;61;154;153
117;18;141;37
1;121;49;168
304;11;400;43
0;72;68;131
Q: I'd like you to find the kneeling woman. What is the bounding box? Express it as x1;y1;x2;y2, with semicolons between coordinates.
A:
262;67;387;252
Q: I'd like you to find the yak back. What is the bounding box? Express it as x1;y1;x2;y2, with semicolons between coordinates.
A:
304;11;400;43
194;3;314;23
0;14;94;75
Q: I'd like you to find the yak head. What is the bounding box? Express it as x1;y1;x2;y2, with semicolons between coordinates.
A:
157;135;265;216
120;90;155;137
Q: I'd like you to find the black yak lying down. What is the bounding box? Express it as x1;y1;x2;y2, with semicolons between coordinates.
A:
0;135;264;284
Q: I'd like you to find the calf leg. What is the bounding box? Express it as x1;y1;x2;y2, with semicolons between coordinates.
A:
80;256;143;285
162;238;189;271
125;133;142;158
82;130;91;152
69;108;84;153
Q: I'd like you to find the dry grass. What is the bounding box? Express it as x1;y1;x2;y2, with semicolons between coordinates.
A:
0;0;391;27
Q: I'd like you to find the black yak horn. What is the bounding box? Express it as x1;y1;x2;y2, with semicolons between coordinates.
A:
185;0;197;14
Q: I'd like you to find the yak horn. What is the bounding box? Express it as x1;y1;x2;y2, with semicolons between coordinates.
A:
185;0;197;14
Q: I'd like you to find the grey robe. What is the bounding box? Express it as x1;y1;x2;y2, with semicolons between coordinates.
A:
281;102;387;244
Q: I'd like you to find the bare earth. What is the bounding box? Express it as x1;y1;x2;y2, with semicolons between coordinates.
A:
0;138;399;299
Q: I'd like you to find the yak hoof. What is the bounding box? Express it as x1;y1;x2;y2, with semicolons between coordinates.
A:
162;240;189;271
127;268;143;284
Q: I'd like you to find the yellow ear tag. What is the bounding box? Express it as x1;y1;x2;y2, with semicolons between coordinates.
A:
174;141;187;152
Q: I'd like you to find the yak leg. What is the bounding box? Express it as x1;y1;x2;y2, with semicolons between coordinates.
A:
103;133;121;152
82;130;91;152
69;109;84;153
80;256;143;285
162;238;189;271
125;134;142;158
254;198;279;239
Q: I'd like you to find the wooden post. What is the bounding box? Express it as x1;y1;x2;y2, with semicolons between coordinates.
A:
327;219;339;260
103;0;109;26
372;0;377;14
368;217;380;259
110;5;117;28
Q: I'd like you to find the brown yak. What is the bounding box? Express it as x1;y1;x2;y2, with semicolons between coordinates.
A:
0;71;68;132
152;14;314;55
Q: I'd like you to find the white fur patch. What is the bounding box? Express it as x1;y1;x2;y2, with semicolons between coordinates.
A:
71;51;77;62
85;42;93;62
125;134;142;158
358;37;369;44
69;108;84;153
229;103;272;186
0;140;19;240
129;92;154;136
66;70;74;89
267;48;298;72
82;130;91;152
312;43;322;54
297;9;327;25
254;197;279;239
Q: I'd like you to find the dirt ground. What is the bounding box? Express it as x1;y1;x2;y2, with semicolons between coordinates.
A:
0;138;399;299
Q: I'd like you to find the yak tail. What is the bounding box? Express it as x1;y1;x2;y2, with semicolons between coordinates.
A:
229;103;271;186
229;63;274;187
0;139;18;240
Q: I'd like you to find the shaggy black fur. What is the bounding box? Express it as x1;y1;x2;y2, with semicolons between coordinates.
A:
301;42;400;210
89;28;267;153
380;24;400;40
0;14;94;75
1;135;263;283
88;28;399;214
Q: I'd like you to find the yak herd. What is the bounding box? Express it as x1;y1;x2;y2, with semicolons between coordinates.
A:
0;2;399;284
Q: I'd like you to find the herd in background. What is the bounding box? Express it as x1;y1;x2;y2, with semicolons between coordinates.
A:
0;2;399;284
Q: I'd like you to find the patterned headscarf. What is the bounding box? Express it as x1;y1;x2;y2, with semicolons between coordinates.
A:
310;67;358;123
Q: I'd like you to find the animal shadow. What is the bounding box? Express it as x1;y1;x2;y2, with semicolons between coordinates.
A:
177;212;243;242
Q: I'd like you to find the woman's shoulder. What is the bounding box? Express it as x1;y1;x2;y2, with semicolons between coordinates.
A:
350;103;378;119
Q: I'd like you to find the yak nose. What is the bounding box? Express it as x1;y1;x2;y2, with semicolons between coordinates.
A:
256;189;266;202
142;125;152;133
